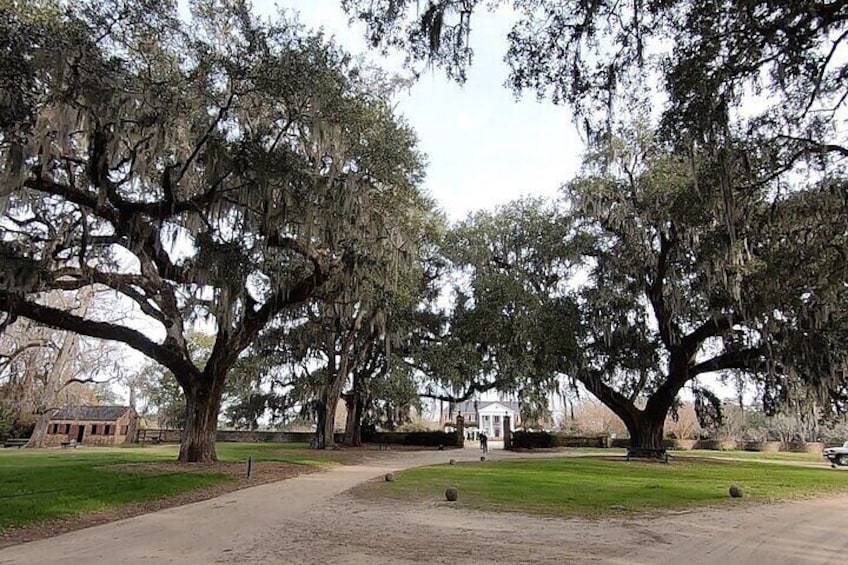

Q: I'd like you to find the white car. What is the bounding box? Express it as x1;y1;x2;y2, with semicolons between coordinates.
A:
823;441;848;467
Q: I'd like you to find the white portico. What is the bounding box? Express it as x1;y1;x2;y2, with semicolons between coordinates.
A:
454;400;520;440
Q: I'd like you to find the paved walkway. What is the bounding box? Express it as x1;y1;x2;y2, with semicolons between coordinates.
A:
0;448;493;565
1;447;847;564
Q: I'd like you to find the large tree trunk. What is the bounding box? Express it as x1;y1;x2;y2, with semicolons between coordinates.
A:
25;327;82;449
315;374;344;449
312;401;327;448
313;372;347;449
627;364;688;452
313;334;354;449
179;383;224;463
26;409;56;448
343;390;364;447
627;415;666;451
343;368;365;447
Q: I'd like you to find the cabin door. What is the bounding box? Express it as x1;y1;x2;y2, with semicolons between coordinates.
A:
76;425;85;443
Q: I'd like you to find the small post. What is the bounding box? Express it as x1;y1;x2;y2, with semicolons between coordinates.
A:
247;456;253;478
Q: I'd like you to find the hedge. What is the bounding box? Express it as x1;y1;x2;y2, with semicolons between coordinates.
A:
511;431;557;448
363;430;461;447
511;431;609;449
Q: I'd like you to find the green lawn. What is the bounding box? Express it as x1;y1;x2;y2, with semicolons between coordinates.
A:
682;449;824;463
372;457;848;517
566;447;824;463
0;442;338;531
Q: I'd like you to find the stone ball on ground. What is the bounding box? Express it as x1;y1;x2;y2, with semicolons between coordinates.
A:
729;485;744;498
480;456;486;462
384;473;394;482
449;459;456;465
438;444;444;450
445;487;459;501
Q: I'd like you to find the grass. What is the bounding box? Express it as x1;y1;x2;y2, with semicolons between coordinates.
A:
0;442;342;531
565;447;824;463
371;456;848;517
1;443;837;533
682;449;824;462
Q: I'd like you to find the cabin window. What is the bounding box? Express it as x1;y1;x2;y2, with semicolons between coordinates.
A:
105;424;112;435
120;425;128;435
90;424;98;435
65;424;71;434
51;423;59;434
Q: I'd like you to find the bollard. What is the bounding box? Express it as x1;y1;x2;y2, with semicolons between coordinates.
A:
247;456;253;478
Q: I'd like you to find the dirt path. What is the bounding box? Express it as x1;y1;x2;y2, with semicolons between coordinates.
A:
1;448;846;564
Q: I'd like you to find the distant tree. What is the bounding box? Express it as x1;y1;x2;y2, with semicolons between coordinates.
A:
245;201;438;448
821;416;848;445
223;389;289;431
0;1;426;461
0;288;124;447
407;199;580;411
567;400;628;438
664;403;701;441
146;368;185;430
360;356;422;433
707;403;748;442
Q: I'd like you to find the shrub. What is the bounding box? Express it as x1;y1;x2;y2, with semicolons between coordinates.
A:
363;430;460;447
511;431;610;449
512;431;557;448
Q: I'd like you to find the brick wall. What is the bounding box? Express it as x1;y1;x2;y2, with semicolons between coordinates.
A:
45;420;127;446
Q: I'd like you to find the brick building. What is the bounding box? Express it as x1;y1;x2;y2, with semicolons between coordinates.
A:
46;405;138;446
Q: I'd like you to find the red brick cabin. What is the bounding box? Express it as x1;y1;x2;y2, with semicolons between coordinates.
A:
46;406;139;447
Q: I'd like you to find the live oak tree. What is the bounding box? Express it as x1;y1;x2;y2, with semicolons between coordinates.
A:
343;0;848;440
404;211;573;416
568;131;848;446
449;130;848;450
0;1;425;461
250;203;437;448
289;294;387;449
241;298;414;447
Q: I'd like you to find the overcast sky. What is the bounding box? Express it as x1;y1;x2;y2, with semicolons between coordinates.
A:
267;0;584;220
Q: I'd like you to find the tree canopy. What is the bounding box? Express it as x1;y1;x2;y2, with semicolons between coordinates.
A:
438;124;848;448
341;0;848;445
343;1;847;143
0;0;430;461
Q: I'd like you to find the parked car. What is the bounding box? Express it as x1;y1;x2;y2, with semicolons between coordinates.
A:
823;441;848;467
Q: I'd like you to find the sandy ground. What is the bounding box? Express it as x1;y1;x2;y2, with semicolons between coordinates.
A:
1;447;846;564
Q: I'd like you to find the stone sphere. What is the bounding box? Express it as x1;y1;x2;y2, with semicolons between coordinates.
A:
445;487;459;501
480;456;487;462
438;444;445;451
384;473;394;482
449;459;456;465
729;485;744;498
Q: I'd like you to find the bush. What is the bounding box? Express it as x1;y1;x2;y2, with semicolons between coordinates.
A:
511;431;610;449
363;430;460;447
512;431;557;448
0;409;34;442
